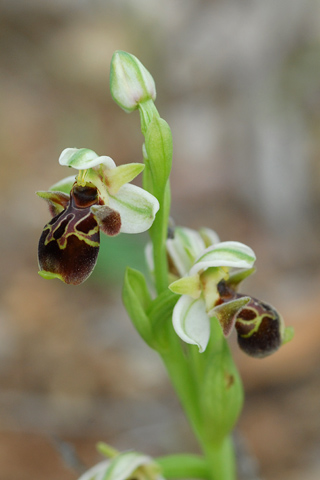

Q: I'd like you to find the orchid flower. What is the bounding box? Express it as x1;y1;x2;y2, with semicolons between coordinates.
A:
37;148;159;285
167;227;293;357
78;451;163;480
169;239;255;353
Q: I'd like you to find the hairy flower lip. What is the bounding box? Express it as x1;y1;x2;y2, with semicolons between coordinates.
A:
38;184;100;285
190;242;256;276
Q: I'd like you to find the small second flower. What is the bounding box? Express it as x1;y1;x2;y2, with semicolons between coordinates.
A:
168;231;256;352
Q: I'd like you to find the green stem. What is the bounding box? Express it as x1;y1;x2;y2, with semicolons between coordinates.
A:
156;454;210;480
161;347;236;480
140;104;171;295
150;182;171;294
139;100;159;135
203;436;236;480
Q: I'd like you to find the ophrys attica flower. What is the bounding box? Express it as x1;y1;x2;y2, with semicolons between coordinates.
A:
37;148;159;285
167;226;293;357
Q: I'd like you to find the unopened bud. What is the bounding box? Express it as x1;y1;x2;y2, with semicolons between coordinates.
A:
110;51;156;113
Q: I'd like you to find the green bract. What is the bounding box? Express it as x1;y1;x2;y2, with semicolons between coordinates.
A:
122;267;154;348
144;116;172;197
200;325;244;444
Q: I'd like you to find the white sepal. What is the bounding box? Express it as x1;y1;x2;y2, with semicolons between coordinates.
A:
190;241;256;276
166;227;206;277
109;183;159;234
172;295;210;353
59;148;115;170
199;227;220;247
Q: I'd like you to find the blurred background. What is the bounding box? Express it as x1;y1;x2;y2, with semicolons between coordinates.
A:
1;0;320;479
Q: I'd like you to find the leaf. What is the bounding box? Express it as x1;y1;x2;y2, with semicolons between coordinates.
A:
201;334;244;443
122;267;154;348
145;116;172;197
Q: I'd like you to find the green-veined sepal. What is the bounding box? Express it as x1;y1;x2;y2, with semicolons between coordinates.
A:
190;241;256;276
109;183;159;234
166;227;208;277
59;148;115;170
172;296;210;353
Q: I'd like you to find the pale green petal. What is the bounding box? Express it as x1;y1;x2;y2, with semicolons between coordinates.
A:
59;148;115;170
190;241;256;276
172;296;210;353
109;183;159;234
169;275;201;299
49;175;76;193
107;163;145;195
166;227;206;277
